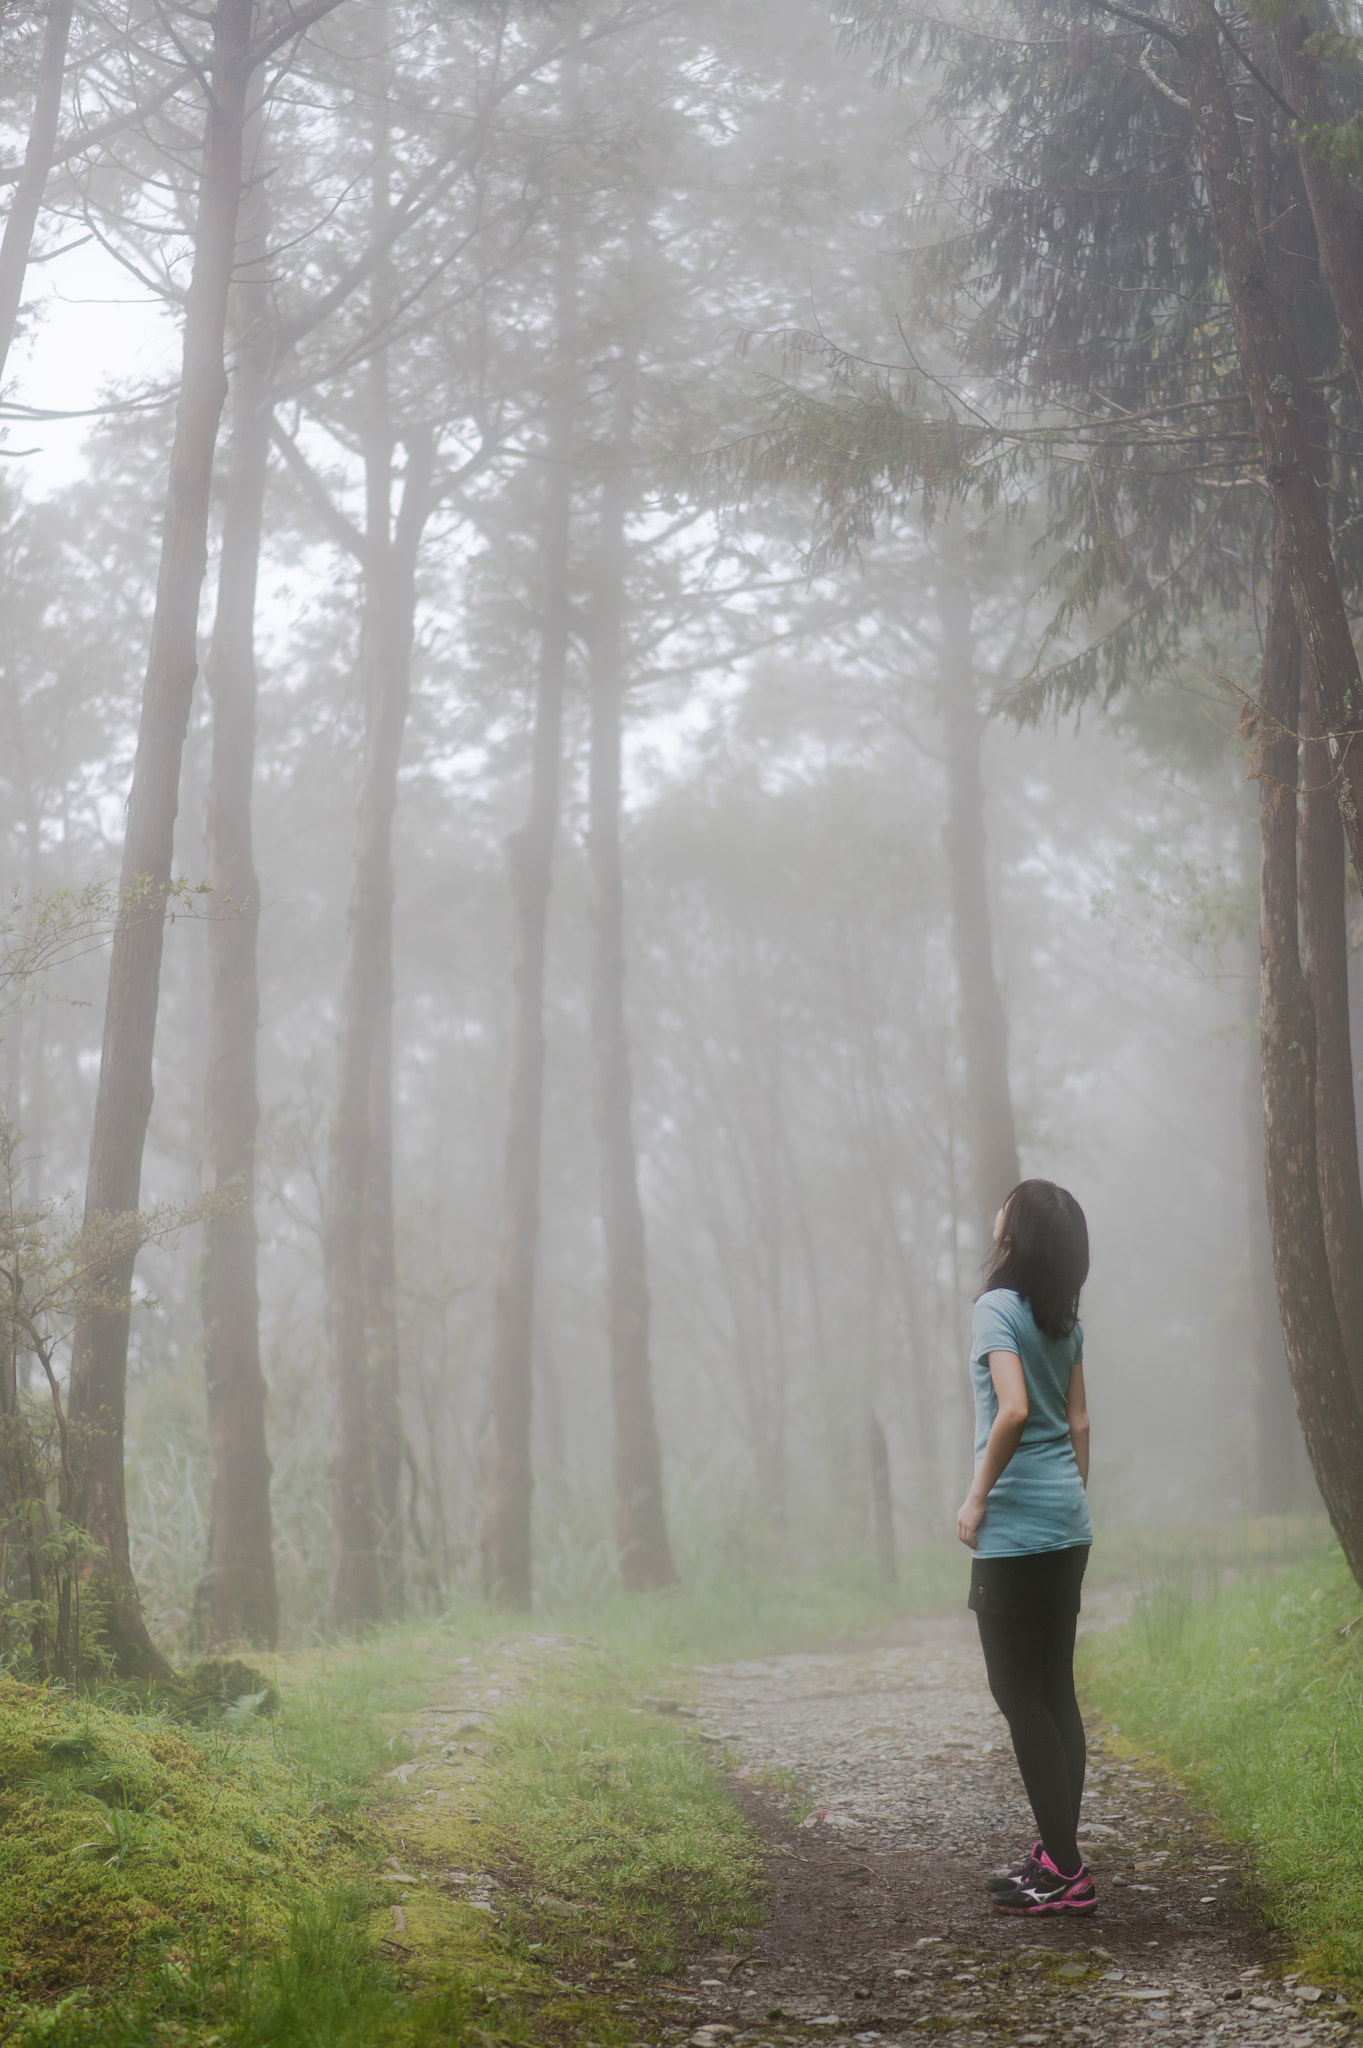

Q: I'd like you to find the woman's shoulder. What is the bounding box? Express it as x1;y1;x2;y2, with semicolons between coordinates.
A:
973;1288;1029;1337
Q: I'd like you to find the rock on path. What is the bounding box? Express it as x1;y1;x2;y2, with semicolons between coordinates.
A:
663;1615;1355;2048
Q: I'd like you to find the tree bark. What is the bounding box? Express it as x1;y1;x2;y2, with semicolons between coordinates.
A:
323;427;434;1631
199;157;278;1650
364;970;403;1611
1239;903;1312;1512
1275;14;1363;418
479;235;576;1610
588;371;676;1593
1177;7;1363;880
0;0;74;382
1299;668;1363;1406
354;69;405;1623
937;554;1020;1242
67;0;258;1681
868;1410;896;1584
1256;531;1363;1579
1261;124;1363;1413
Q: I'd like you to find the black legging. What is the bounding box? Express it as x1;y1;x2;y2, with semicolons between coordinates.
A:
976;1607;1086;1876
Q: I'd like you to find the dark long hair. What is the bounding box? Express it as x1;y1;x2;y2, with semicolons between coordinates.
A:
979;1179;1089;1341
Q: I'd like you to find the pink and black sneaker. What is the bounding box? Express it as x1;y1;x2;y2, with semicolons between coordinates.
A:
992;1848;1097;1916
986;1841;1043;1894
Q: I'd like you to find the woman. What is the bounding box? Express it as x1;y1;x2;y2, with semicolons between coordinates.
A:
956;1178;1096;1916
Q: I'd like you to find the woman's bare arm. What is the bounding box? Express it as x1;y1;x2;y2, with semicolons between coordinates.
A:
1067;1358;1090;1487
956;1350;1028;1550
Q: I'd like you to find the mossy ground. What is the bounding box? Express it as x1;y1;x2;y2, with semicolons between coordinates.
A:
0;1556;910;2045
0;1677;344;2003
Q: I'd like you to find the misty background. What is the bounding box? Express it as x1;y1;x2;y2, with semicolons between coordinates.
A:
0;0;1321;1655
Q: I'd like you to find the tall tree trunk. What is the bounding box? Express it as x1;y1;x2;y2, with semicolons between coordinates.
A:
784;1120;853;1537
67;0;258;1681
1275;15;1363;418
479;234;577;1610
199;158;278;1650
1256;532;1363;1579
0;0;74;382
1263;127;1363;1414
1240;904;1311;1512
868;1410;896;1584
365;972;403;1611
1177;8;1363;881
323;428;434;1630
356;0;404;1624
937;554;1020;1241
1299;669;1363;1405
588;371;675;1593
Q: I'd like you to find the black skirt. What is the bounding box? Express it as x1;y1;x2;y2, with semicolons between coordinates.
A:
967;1543;1090;1624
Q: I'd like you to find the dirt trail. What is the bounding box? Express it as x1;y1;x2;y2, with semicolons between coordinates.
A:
657;1615;1355;2048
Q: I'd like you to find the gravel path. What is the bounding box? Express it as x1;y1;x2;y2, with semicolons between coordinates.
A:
658;1614;1356;2048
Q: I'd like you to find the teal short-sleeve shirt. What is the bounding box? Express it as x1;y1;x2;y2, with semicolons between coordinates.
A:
970;1287;1092;1557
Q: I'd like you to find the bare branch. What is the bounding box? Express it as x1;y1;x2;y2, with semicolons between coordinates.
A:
269;416;368;562
0;64;200;189
244;0;348;72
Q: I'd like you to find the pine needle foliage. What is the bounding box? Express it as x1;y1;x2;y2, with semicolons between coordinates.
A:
722;0;1363;720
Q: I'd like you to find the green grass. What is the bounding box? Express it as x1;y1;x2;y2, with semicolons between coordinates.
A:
9;1528;1356;2043
1;1894;490;2048
1082;1514;1331;1592
0;1676;348;2005
0;1555;933;2046
473;1683;764;1971
1080;1535;1363;1988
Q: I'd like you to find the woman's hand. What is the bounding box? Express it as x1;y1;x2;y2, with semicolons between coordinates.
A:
958;1351;1027;1551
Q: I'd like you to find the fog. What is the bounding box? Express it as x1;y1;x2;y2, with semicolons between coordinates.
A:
0;0;1331;1666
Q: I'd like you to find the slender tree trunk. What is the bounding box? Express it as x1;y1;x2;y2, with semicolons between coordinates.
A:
1256;532;1363;1580
479;235;577;1610
937;555;1020;1240
199;165;278;1650
1275;15;1363;417
1240;905;1311;1512
1177;9;1363;880
0;0;74;382
356;0;404;1623
67;0;257;1680
364;970;403;1611
323;429;434;1630
784;1121;852;1537
868;1410;896;1584
1299;668;1363;1406
588;372;675;1593
1262;137;1363;1412
756;1048;791;1529
533;1315;568;1502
